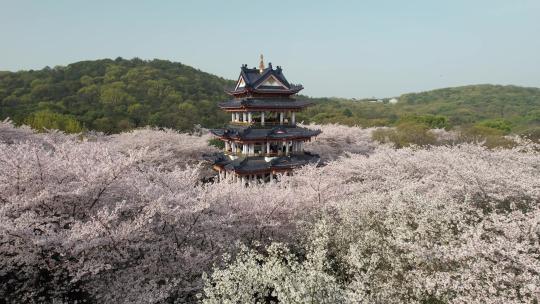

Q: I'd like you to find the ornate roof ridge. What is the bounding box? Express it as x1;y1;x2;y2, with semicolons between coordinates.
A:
233;60;296;95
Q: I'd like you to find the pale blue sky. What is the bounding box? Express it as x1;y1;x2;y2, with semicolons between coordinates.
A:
1;0;539;98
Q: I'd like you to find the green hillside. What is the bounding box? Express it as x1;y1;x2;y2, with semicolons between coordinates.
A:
0;58;234;133
301;85;540;133
1;58;539;135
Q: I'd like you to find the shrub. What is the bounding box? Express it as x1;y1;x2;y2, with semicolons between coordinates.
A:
372;122;436;148
208;138;225;149
24;110;83;133
399;114;449;129
476;119;512;133
458;125;516;149
520;127;540;143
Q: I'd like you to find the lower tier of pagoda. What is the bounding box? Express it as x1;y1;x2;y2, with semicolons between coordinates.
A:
204;151;320;176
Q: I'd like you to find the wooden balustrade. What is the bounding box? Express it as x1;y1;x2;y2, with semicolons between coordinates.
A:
224;150;299;157
230;121;295;127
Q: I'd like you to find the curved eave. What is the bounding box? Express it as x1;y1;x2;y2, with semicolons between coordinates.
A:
210;128;322;142
215;134;320;142
218;100;314;111
210;153;320;175
225;86;303;96
209;129;226;137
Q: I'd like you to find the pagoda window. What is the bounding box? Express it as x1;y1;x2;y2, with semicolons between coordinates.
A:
265;141;289;155
254;143;262;155
268;142;276;155
264;112;279;125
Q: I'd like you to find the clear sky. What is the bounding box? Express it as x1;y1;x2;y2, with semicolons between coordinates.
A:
1;0;539;98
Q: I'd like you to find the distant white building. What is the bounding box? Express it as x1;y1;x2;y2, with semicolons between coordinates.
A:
389;98;398;104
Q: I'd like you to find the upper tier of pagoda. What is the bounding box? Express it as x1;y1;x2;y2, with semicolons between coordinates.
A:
226;59;304;98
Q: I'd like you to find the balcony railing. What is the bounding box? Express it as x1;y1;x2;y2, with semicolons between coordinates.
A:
230;121;296;127
224;151;303;157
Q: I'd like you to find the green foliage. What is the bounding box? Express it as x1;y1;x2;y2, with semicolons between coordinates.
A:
520;127;540;143
1;59;539;135
372;122;436;148
399;114;449;129
342;108;353;117
208;138;224;149
458;125;516;149
302;85;540;131
372;122;517;149
476;119;512;133
0;58;233;133
24;110;82;133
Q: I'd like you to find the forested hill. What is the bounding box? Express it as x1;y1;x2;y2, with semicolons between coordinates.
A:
1;58;539;135
300;85;540;134
0;58;234;133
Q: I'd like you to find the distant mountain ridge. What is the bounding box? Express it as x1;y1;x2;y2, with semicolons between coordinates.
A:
1;58;539;134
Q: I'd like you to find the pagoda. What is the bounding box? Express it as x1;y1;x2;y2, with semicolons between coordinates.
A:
206;55;321;184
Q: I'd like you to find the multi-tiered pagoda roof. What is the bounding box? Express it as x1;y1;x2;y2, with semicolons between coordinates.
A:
225;63;304;97
205;55;321;183
210;152;320;175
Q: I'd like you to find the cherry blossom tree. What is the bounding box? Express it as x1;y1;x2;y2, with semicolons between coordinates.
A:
203;140;540;303
1;120;539;303
303;123;377;161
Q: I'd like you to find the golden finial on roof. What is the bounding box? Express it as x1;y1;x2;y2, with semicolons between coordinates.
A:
259;54;264;73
